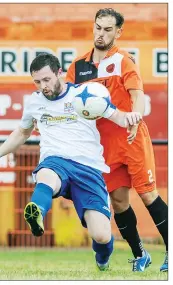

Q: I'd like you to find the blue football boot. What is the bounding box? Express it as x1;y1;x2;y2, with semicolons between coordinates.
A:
160;252;168;272
128;250;152;272
95;253;110;271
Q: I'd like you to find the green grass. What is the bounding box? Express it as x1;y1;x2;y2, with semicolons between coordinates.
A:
0;242;168;280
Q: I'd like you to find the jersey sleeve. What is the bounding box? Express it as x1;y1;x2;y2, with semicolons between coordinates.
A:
121;56;143;91
66;62;76;84
20;98;34;129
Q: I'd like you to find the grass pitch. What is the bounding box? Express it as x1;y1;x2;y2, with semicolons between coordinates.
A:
0;242;168;280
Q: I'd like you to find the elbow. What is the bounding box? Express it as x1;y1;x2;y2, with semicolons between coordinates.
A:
18;126;32;140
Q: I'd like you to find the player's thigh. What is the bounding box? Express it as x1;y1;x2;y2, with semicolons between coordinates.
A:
70;164;111;242
103;164;131;193
127;121;156;194
84;210;111;243
36;168;61;192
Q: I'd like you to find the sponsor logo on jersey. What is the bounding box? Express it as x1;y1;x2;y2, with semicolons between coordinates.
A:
106;63;115;73
40;114;53;124
79;71;92;76
40;113;77;125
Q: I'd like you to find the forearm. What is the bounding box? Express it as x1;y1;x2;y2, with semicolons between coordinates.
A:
108;110;126;127
129;90;145;116
103;96;142;128
0;127;31;158
108;109;142;128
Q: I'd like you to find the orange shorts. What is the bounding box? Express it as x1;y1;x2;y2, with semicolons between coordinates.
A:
103;121;156;194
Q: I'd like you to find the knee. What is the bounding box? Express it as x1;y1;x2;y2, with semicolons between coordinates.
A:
110;187;130;213
36;168;61;191
92;232;111;244
84;210;111;243
111;199;129;213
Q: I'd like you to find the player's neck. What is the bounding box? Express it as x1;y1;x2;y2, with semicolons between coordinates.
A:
59;79;67;95
92;44;116;63
92;49;107;63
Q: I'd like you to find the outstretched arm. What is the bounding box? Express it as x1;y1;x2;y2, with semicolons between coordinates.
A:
107;109;142;128
0;125;34;158
103;102;141;128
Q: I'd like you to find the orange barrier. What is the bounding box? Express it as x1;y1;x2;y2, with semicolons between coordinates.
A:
0;20;167;41
0;3;167;23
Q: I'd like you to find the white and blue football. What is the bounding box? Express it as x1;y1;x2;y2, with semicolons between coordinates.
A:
72;82;111;119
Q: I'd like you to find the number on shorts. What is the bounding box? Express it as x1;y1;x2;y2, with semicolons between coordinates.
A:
148;169;154;183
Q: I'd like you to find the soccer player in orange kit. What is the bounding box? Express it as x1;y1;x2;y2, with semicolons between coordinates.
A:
66;8;168;272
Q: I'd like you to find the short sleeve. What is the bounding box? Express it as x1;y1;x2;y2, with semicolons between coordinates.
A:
20;99;34;129
121;56;143;91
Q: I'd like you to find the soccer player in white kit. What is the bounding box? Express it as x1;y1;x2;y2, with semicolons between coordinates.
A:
0;53;141;271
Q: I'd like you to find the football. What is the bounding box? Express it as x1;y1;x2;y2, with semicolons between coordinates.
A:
72;82;111;119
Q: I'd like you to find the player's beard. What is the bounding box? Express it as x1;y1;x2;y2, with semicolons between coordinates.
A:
43;80;63;101
94;38;114;51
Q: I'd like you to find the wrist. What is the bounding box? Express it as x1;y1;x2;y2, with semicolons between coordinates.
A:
103;103;117;118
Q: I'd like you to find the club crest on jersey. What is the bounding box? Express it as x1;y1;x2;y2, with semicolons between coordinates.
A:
64;102;74;113
106;63;115;73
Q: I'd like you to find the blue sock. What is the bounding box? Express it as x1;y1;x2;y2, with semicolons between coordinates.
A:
31;183;53;218
92;235;114;264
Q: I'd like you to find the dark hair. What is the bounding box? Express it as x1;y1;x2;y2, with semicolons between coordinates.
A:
30;53;61;75
95;8;124;28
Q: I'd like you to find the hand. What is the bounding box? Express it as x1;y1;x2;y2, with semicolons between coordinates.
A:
127;124;139;144
124;112;142;127
33;119;39;132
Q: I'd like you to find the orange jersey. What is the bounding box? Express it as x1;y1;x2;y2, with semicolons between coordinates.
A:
66;46;143;164
66;45;143;111
66;46;156;193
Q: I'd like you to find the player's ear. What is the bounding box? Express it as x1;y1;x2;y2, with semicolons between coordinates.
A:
58;68;63;77
93;23;96;34
115;27;123;39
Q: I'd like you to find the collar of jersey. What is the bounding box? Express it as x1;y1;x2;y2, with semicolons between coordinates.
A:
85;46;119;63
43;82;73;101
